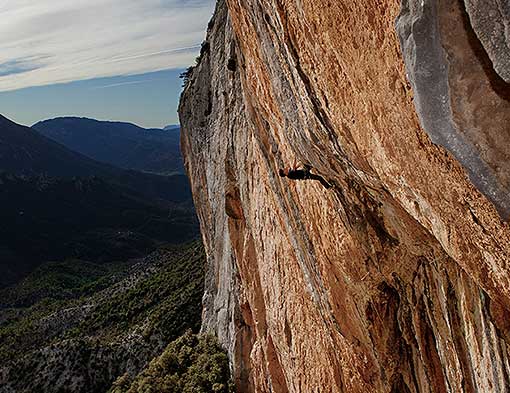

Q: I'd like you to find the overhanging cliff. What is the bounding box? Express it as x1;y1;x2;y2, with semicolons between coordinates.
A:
179;0;510;391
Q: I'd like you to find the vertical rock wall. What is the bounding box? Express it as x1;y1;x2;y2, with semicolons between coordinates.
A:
180;0;510;391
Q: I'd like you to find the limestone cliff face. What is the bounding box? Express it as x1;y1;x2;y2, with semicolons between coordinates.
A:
179;0;510;392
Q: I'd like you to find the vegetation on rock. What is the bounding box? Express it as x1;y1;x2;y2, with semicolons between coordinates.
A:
109;331;232;393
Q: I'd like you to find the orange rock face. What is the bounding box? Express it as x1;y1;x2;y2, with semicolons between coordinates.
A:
179;0;510;391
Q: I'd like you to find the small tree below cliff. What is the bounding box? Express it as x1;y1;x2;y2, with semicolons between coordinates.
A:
109;331;233;393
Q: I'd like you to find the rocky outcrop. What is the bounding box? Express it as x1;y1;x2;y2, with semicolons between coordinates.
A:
397;0;510;219
464;0;510;83
179;0;510;392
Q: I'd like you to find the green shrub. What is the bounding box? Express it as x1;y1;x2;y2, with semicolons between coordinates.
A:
112;331;232;393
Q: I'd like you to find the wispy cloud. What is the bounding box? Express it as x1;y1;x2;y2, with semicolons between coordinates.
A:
90;79;154;90
104;45;202;64
0;0;214;92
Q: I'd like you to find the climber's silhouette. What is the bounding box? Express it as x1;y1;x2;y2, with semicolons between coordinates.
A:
279;162;332;189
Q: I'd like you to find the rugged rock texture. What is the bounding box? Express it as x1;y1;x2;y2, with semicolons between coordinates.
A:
464;0;510;83
180;0;510;392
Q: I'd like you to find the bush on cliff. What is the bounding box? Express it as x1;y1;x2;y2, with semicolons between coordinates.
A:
109;331;232;393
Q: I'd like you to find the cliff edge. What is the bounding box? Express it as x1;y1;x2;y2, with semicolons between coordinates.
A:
179;0;510;391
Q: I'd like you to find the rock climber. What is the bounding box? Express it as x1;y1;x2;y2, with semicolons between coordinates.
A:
279;162;332;189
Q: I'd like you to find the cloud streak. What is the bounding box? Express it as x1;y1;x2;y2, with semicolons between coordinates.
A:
90;79;154;90
0;0;214;92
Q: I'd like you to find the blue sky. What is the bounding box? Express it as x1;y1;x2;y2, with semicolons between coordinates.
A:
0;69;187;128
0;0;215;128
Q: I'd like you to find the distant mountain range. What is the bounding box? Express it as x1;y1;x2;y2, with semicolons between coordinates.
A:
0;115;189;204
164;124;180;132
0;114;197;287
33;117;183;175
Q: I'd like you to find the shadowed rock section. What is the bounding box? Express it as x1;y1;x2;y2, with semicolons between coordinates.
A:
465;0;510;83
396;0;510;219
180;0;510;391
